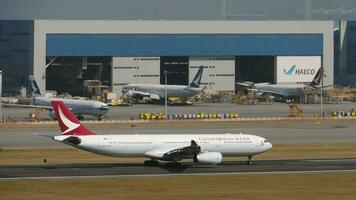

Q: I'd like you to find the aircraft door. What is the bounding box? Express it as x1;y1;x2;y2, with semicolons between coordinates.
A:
252;139;264;152
215;139;222;150
152;136;160;149
98;136;112;148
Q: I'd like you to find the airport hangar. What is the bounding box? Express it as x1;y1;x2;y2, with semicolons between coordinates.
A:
0;20;334;96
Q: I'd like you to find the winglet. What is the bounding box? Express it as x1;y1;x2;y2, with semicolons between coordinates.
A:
189;66;204;88
51;101;95;135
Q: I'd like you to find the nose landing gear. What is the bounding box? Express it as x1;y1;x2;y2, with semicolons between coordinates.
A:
144;159;159;167
247;156;253;165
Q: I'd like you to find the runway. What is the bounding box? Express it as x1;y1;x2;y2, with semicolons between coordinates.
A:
1;158;356;180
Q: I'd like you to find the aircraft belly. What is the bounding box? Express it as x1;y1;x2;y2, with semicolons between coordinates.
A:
86;144;152;157
116;145;151;155
216;143;254;156
35;98;51;107
167;90;181;98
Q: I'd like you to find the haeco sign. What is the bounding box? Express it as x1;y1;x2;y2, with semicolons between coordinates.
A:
276;56;321;83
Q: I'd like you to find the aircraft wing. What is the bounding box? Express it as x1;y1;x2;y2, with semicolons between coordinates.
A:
2;103;75;112
250;89;284;96
35;133;55;139
236;82;253;88
2;103;53;110
124;90;160;100
144;140;201;161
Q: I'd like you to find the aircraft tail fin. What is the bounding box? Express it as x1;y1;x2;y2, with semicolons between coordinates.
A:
29;75;42;97
51;101;95;135
189;66;204;88
308;67;323;88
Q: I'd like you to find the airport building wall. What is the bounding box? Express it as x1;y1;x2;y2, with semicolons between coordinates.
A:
1;20;334;95
339;20;356;74
334;21;356;86
275;56;322;84
189;57;235;92
0;20;34;94
112;57;161;95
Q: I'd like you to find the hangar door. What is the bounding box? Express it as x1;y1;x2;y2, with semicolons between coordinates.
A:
112;57;160;95
275;56;321;84
235;56;275;83
189;57;235;92
160;56;189;85
46;56;111;96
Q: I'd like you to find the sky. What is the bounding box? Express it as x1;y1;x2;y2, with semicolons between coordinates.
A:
0;0;356;20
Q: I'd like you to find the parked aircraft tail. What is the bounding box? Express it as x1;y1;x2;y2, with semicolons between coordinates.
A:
308;67;323;88
51;100;95;135
29;75;42;97
189;66;204;88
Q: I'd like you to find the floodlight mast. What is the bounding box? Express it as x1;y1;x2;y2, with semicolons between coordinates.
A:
320;67;324;117
164;70;168;118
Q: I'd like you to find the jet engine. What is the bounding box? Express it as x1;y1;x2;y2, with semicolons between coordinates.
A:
194;152;223;164
49;110;56;119
125;91;146;100
124;90;135;99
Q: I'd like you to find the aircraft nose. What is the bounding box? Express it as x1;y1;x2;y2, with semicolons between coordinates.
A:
98;104;110;113
101;106;109;111
266;142;273;151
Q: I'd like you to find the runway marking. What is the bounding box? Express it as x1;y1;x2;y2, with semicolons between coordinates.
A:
2;169;356;181
305;159;356;162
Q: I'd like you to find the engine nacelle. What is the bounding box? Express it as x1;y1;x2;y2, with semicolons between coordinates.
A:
49;110;56;119
195;152;223;164
125;91;135;98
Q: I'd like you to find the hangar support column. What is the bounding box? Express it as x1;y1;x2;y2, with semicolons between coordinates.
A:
32;21;47;93
339;20;348;75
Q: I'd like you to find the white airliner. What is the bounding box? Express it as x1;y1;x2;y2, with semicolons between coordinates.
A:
237;67;323;98
121;66;204;101
51;100;272;166
13;76;109;120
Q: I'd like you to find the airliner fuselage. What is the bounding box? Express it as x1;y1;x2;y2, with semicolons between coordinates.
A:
54;133;272;158
122;84;203;99
35;97;109;118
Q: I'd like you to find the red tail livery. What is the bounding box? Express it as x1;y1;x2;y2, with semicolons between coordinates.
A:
51;101;95;135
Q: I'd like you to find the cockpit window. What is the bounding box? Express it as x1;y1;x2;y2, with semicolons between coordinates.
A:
98;106;109;111
264;140;268;143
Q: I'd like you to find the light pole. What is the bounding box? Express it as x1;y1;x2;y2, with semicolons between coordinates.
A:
320;67;324;117
0;70;2;122
164;70;168;119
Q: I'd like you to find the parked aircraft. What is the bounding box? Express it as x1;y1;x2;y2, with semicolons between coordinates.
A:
237;67;323;98
121;66;204;101
50;100;273;166
4;76;109;120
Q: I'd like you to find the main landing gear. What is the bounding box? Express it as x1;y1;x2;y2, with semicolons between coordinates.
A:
247;156;253;165
144;159;159;167
143;160;183;167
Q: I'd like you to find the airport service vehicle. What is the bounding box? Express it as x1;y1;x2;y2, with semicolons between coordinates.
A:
51;100;272;166
237;67;323;98
6;76;109;120
121;66;204;101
